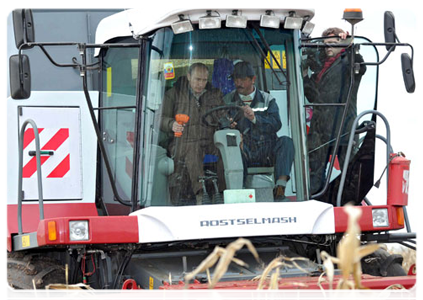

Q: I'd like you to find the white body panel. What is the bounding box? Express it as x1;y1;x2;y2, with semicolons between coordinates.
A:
19;107;82;200
7;91;98;204
131;200;334;243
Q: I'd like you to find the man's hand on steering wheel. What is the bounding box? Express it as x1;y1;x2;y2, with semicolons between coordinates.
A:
201;104;244;129
229;118;237;128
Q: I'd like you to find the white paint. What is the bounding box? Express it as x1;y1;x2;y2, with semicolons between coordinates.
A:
131;200;335;243
6;92;98;204
19;107;82;200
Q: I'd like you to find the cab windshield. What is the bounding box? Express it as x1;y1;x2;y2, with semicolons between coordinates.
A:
100;28;379;210
141;25;297;207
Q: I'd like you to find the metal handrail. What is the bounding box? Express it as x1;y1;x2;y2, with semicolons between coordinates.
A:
17;119;44;234
337;110;391;207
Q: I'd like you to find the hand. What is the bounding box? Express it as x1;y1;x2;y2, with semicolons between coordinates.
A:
229;118;237;129
242;105;255;121
339;31;350;40
172;121;184;133
302;66;309;78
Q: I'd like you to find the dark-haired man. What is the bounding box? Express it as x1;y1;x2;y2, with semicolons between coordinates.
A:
303;28;366;194
224;61;294;200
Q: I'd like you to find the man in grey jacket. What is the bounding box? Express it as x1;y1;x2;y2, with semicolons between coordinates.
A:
224;61;294;200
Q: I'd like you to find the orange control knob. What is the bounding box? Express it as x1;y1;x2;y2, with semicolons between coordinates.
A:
174;114;190;137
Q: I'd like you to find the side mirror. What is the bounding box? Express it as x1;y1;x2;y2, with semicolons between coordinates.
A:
9;54;31;99
12;9;35;49
401;53;415;93
384;11;396;51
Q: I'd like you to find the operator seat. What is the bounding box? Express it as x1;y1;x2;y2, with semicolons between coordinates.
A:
245;159;275;202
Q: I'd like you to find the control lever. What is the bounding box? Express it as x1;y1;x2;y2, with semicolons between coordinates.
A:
212;178;223;204
198;178;211;205
206;170;223;204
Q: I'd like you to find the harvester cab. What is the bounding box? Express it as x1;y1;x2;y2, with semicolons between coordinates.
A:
7;8;416;290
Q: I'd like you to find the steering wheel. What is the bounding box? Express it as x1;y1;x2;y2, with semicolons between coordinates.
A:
201;104;244;128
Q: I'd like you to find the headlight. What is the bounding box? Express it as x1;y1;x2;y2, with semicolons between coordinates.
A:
372;209;389;227
284;16;303;30
199;11;221;30
226;11;247;28
171;15;193;35
69;220;89;241
302;21;315;37
260;11;280;29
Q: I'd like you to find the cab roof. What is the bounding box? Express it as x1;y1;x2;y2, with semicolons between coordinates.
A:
95;8;315;47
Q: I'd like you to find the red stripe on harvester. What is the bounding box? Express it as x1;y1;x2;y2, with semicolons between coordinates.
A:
41;128;69;151
22;128;70;178
22;156;50;178
328;155;341;171
23;128;44;149
126;131;134;148
47;154;70;178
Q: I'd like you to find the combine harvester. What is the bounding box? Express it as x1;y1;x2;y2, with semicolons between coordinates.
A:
7;8;416;289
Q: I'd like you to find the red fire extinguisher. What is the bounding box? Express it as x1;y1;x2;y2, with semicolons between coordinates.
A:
387;152;411;206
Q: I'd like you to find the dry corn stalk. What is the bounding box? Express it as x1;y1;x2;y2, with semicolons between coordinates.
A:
317;272;327;290
256;256;310;289
184;246;226;287
268;268;280;289
32;279;36;290
320;204;381;289
46;283;100;300
184;238;259;289
209;238;259;288
321;205;380;300
256;256;284;289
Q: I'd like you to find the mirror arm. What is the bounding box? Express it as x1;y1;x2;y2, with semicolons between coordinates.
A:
358;43;414;66
17;47;24;87
18;42;81;69
21;10;28;45
361;45;395;66
38;45;80;68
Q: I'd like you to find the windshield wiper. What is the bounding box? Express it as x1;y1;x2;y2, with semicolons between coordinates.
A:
251;23;289;87
242;28;284;86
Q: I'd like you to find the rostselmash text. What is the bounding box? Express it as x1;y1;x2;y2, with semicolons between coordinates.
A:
200;217;297;227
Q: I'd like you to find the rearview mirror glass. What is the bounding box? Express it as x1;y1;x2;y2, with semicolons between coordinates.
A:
401;53;415;93
12;9;35;49
384;11;396;51
9;54;31;99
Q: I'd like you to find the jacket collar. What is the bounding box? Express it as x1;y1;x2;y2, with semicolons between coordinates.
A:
174;75;212;97
232;87;263;107
317;50;347;83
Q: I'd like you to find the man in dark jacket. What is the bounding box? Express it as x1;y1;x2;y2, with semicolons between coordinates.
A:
224;61;294;200
303;28;366;194
161;63;225;205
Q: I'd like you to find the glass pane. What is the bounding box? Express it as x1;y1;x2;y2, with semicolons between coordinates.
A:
302;36;377;201
101;43;138;204
141;26;297;207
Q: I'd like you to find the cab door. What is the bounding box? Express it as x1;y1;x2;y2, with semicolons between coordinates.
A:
100;43;139;213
